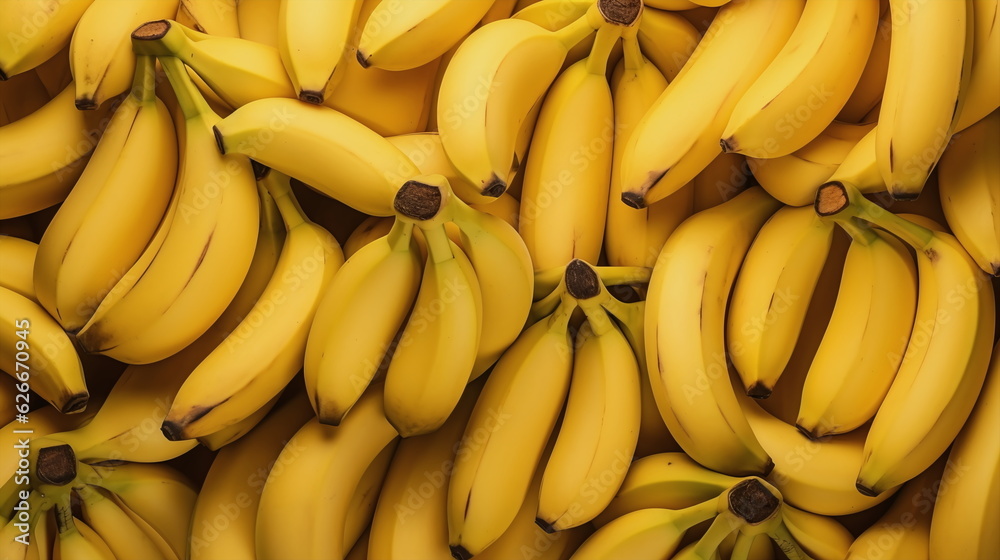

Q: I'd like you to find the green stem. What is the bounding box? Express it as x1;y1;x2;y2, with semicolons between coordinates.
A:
693;512;742;559
621;30;644;72
420;224;455;264
131;55;158;104
546;293;579;335
261;171;306;230
586;23;624;75
598;265;652;286
825;182;935;250
834;215;879;247
158;55;216;122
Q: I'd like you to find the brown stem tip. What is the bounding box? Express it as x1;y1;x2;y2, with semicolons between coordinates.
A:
598;0;642;25
36;444;77;486
565;259;600;300
746;383;772;400
620;191;646;209
298;90;324;105
394;181;443;220
60;392;89;415
132;20;171;41
356;50;371;69
728;478;780;524
481;175;507;198
535;517;557;534
450;545;473;560
251;160;270;180
815;182;849;216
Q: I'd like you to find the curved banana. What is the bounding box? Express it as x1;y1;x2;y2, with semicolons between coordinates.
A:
131;19;296;108
519;18;628;270
189;391;313;560
358;0;493;71
255;388;398;560
692;151;750;212
645;186;780;476
70;0;180;109
235;0;280;47
52;502;116;560
34;55;177;332
635;6;701;81
0;287;87;414
876;0;970;199
953;0;1000;132
75;56;259;364
837;4;891;123
0;82;108;219
342;440;397;555
727;205;835;398
194;389;281;451
163;169;343;440
387;132;481;202
722;0;879;158
305;218;422;425
278;0;361;103
796;221;917;438
0;236;37;300
0;0;93;79
938;109;999;276
177;0;239;37
781;504;853;560
436;5;601;196
570;500;720;560
448;289;578;557
817;182;996;496
76;484;168;560
383;180;482;437
214;96;419;216
821;125;886;194
929;338;999;560
619;0;804;208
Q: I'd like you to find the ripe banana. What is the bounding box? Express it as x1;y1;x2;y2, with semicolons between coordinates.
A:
177;0;239;37
448;287;578;557
189;390;313;560
727;205;835;398
722;0;879;158
436;4;601;196
278;0;361;103
952;0;1000;133
214;95;419;216
635;6;701;81
796;221;917;438
645;186;780;476
0;287;87;414
692;151;750;212
837;4;891;123
235;0;279;48
519;16;629;270
358;0;493;71
76;55;258;364
929;338;1000;560
76;484;169;560
52;501;116;560
817;182;996;496
571;500;720;560
0;236;37;300
620;0;804;208
70;0;179;109
163;169;343;440
938;109;1000;276
34;55;177;332
0;0;94;79
781;504;854;560
876;0;971;199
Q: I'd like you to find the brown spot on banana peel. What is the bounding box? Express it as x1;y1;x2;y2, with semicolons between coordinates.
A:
36;444;77;486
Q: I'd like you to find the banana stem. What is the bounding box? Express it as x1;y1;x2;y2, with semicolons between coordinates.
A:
672;497;726;532
621;30;644;72
579;298;616;336
420;224;456;264
730;532;756;560
693;512;743;558
554;5;602;49
816;181;934;250
158;55;217;122
534;266;567;300
598;265;652;286
52;492;76;537
528;276;567;325
546;293;579;335
261;170;307;230
385;219;416;253
131;55;159;104
834;215;879;247
768;521;814;560
586;23;624;75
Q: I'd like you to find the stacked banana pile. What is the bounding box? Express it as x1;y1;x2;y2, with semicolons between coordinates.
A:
0;0;998;559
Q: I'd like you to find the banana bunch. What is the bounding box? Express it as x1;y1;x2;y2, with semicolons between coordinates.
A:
305;174;533;436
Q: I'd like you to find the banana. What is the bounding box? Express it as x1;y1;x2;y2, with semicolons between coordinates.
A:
481;0;519;24
194;389;281;451
0;69;50;125
436;4;602;197
189;390;313;560
70;0;179;109
368;378;483;560
343;215;394;259
445;187;534;377
519;15;628;270
796;221;917;439
358;0;493;71
929;338;1000;560
846;459;945;560
75;55;259;364
635;6;701;81
619;0;805;208
645;186;780;476
816;182;996;496
235;0;280;47
721;0;879;158
214;95;419;216
387;132;481;202
0;0;94;79
76;484;168;560
131;19;296;108
34;55;178;332
52;501;115;560
938;109;1000;276
0;236;37;300
727;205;835;398
838;3;891;123
570;500;720;560
0;81;109;219
0;287;87;414
383;179;483;437
876;0;971;199
692;151;750;212
0;401;95;481
343;441;397;554
747;120;877;207
278;0;361;103
255;387;398;560
740;392;895;516
305;217;422;425
952;0;1000;133
447;286;578;557
162;169;343;440
821;125;886;195
781;504;853;560
606;33;694;268
177;0;239;36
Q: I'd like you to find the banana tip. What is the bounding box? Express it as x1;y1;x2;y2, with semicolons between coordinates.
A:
298;90;324;105
534;517;557;534
720;137;737;153
481;176;506;198
61;393;90;414
213;125;226;155
449;544;473;560
0;68;7;81
620;191;646;209
746;383;772;399
855;482;879;497
75;98;98;111
356;50;370;69
887;188;919;201
794;423;821;442
160;420;186;442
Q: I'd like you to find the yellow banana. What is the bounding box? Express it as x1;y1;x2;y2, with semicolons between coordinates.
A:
177;0;239;37
0;0;94;79
953;0;1000;132
277;0;361;103
838;3;891;123
0;236;37;300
